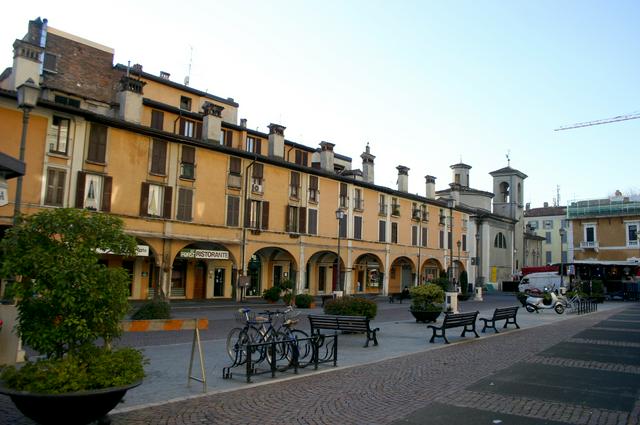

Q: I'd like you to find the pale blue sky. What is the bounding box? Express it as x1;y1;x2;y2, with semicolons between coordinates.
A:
3;1;639;207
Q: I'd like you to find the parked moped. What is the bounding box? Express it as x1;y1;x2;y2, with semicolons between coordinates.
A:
525;288;565;314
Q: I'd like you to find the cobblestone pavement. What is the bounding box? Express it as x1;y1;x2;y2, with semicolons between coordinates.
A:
2;302;638;424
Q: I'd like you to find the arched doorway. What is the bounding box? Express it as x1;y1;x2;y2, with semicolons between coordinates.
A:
306;251;345;295
423;258;443;283
352;254;383;294
389;256;415;293
246;247;297;297
172;242;236;299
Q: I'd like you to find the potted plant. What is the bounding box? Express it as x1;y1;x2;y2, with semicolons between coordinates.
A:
279;278;295;305
0;208;146;425
294;293;315;309
409;283;445;323
262;286;281;303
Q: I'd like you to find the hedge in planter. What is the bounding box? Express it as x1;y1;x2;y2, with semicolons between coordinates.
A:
295;293;314;308
0;209;146;412
323;296;377;319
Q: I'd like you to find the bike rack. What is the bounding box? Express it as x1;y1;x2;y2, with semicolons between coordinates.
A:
223;334;338;383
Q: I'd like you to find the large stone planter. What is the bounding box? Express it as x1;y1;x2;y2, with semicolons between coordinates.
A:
0;380;141;425
409;309;442;323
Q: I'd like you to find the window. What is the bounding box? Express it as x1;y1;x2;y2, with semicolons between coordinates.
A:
354;188;363;210
527;220;539;230
179;118;202;139
379;194;387;215
626;223;639;247
308;209;318;235
44;168;66;206
391;222;398;243
140;183;172;218
251;163;264;192
180;146;195;179
339;183;348;208
439;209;446;225
221;129;233;147
87;123;107;163
439;230;444;249
228;157;242;188
151;110;164;130
494;232;507;249
585;225;596;242
379;220;387;243
286;206;306;233
47;116;70;154
246;200;269;229
354;216;362;240
75;171;112;212
176;188;193;221
421;204;428;221
421;227;427;247
150;139;167;175
455;173;460;184
290;172;300;199
43;52;58;72
180;96;192;111
295;150;308;166
309;175;319;202
545;251;552;264
543;220;553;229
338;214;347;238
545;232;551;244
412;225;418;246
246;136;262;154
391;197;400;216
412;203;420;220
226;196;240;227
54;95;80;108
462;234;468;251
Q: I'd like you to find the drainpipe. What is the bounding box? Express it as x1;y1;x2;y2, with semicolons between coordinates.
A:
240;155;257;301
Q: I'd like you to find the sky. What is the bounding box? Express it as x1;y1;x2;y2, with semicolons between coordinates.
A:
2;1;639;208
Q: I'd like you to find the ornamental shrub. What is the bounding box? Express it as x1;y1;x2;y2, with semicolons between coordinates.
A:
262;286;281;302
410;284;445;311
323;296;377;319
131;300;171;320
294;293;314;308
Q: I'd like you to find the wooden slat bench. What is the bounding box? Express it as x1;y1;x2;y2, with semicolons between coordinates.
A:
388;292;411;303
308;314;379;347
427;311;479;344
479;306;520;333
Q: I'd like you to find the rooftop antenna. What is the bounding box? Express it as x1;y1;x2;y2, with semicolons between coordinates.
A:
556;185;561;207
184;45;193;86
506;150;511;167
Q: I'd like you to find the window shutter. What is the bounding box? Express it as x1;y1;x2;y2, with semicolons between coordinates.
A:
102;176;112;212
227;196;239;227
140;183;150;216
261;201;269;229
179;118;186;135
225;130;233;147
88;123;107;163
253;163;263;178
421;228;428;247
379;220;386;242
295;150;302;165
299;207;307;233
195;122;203;139
151;110;164;130
303;152;308;166
340;183;347;197
75;171;86;208
55;170;65;206
285;205;291;231
230;157;241;174
151;139;167;174
412;226;418;246
163;186;173;219
255;139;262;154
244;200;251;227
308;209;317;235
177;188;192;221
310;175;318;190
182;145;195;164
354;216;362;239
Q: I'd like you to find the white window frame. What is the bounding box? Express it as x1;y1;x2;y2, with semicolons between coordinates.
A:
625;221;640;247
84;174;103;211
147;184;164;217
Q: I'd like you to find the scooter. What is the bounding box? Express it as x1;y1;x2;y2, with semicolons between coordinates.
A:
525;288;565;314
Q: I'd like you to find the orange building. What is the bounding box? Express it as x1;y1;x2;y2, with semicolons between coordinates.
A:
0;18;470;300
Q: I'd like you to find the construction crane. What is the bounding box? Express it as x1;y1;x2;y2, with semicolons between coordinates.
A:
555;111;640;131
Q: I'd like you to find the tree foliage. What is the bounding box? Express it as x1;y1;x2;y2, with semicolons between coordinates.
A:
0;208;137;358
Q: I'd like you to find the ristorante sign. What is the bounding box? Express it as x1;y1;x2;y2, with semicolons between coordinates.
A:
179;249;229;260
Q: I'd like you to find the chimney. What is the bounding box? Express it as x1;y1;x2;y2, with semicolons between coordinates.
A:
396;165;409;192
202;101;224;143
160;71;170;80
117;76;146;124
543;202;549;208
240;118;247;128
425;175;437;199
360;143;375;184
268;123;286;159
132;63;143;73
9;38;43;91
526;202;530;211
319;141;335;172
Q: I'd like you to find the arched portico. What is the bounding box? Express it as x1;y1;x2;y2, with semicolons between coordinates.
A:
305;250;344;295
171;242;237;299
352;254;384;294
246;247;297;297
389;256;415;293
423;258;443;283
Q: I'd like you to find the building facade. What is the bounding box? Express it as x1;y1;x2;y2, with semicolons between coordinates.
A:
0;18;479;301
523;203;567;266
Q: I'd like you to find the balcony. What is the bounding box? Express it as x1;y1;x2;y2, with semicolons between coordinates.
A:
354;198;364;211
378;204;387;216
391;204;400;216
580;240;599;250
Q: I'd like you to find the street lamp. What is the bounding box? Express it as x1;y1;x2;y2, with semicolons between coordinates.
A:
335;209;345;292
446;199;455;290
475;231;481;287
14;78;40;224
559;227;566;287
456;240;461;287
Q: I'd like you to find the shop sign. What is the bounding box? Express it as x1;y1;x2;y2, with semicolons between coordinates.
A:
96;244;149;256
180;249;229;260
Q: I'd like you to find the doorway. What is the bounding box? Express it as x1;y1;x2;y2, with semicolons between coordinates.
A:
214;267;225;297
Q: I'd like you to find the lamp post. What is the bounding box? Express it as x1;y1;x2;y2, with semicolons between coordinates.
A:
446;199;455;290
335;209;345;292
13;78;40;224
559;227;566;287
475;231;481;287
456;239;461;286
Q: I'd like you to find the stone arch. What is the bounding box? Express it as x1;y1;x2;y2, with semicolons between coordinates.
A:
245;246;297;297
352;253;384;294
423;258;443;283
305;250;344;295
389;256;416;293
171;242;237;299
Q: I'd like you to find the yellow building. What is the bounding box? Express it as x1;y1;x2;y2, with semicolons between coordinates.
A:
0;18;469;300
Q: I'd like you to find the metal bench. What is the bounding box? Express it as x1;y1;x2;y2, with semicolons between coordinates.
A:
479;306;520;333
308;314;379;347
388;292;411;303
427;311;479;344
